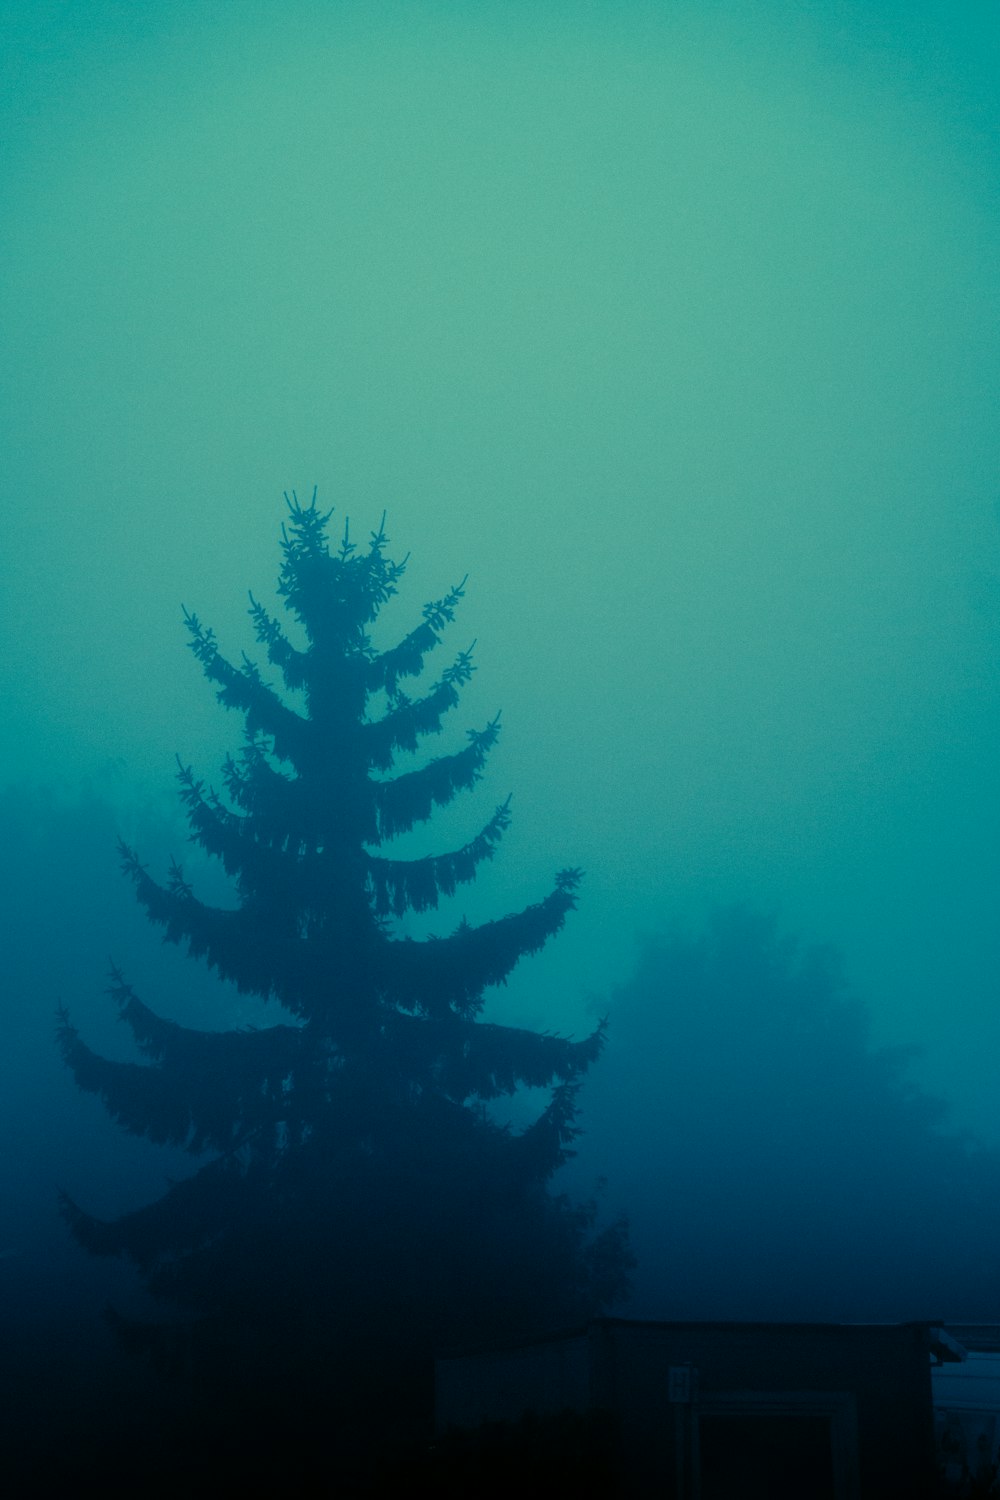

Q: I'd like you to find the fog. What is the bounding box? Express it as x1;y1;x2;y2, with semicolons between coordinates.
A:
2;0;998;1451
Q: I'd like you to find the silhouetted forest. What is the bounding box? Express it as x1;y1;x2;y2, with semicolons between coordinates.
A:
4;789;999;1486
3;3;999;1493
1;510;995;1490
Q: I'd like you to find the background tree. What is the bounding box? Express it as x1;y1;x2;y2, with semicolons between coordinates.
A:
568;904;1000;1323
57;496;630;1461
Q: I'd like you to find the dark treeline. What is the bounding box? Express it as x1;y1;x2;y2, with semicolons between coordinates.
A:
5;787;1000;1490
1;498;996;1489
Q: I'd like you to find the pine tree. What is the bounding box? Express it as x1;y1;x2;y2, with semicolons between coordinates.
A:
58;495;630;1443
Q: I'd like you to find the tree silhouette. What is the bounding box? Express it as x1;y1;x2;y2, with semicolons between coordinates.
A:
58;496;630;1452
570;904;999;1323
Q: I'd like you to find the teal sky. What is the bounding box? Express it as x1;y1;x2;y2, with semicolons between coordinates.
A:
2;2;998;1135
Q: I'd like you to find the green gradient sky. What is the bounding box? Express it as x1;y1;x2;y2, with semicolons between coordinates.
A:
2;2;998;1134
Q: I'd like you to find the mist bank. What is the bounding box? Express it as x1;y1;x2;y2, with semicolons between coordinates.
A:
3;782;996;1336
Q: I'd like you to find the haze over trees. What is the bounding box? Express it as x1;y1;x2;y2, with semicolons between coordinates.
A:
2;502;994;1485
54;497;631;1464
568;904;1000;1324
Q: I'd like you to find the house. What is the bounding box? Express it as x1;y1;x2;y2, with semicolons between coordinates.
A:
935;1324;1000;1490
435;1317;960;1497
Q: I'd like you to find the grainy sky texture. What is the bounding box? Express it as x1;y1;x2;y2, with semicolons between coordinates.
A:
2;1;998;1137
